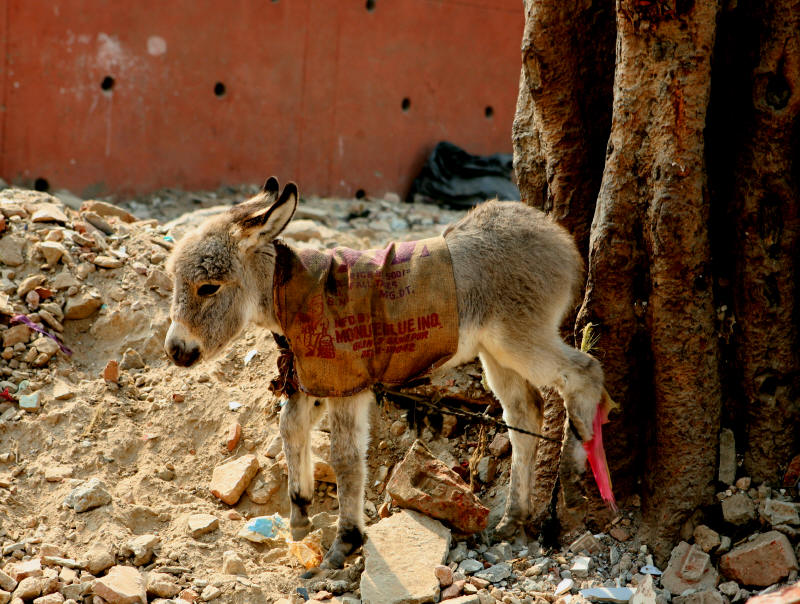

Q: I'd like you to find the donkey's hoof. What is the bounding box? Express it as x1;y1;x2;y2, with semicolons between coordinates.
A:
320;548;347;570
493;516;523;541
290;520;313;542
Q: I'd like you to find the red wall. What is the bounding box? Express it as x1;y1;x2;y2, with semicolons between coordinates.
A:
0;1;522;198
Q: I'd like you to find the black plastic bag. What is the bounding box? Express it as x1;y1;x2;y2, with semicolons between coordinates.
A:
407;141;520;208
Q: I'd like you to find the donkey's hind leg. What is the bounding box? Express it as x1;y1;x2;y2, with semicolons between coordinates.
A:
280;391;326;540
480;351;544;541
321;390;372;569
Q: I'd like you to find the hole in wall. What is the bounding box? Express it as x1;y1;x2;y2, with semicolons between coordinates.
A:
101;76;115;91
366;0;376;11
355;189;366;199
401;97;411;112
484;105;494;119
34;178;50;192
214;82;227;97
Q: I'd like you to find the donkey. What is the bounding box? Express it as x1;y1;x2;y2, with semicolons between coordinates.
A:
165;177;606;569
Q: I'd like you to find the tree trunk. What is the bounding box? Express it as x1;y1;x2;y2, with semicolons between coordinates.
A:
514;0;800;561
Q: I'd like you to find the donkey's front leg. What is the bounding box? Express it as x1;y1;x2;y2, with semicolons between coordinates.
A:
320;390;372;569
280;391;325;540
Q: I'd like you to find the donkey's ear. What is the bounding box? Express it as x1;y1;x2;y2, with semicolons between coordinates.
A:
235;182;298;248
262;176;280;196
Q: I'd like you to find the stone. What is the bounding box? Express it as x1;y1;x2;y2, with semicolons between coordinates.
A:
200;585;223;601
442;597;479;604
222;550;247;575
93;256;123;269
0;569;16;592
120;348;145;370
17;275;46;297
661;542;718;595
86;542;116;575
718;428;736;485
145;269;172;295
720;530;798;586
37;242;68;265
121;534;160;566
488;432;511;457
0;235;25;266
555;578;574;596
52;380;75;400
82;211;114;235
44;465;74;482
80;200;137;223
146;573;180;598
51;271;79;290
3;325;30;347
571;556;591;578
474;563;511;584
386;440;489;533
747;583;800;604
458;559;484;574
434;565;453;587
102;360;119;383
31;204;68;224
580;588;635;603
692;525;721;553
441;579;465;599
245;463;283;504
629;574;655;604
735;476;751;490
187;514;219;537
63;291;103;319
33;594;65;604
209;454;260;505
64;478;112;512
18;391;41;410
360;510;451;604
12;576;41;599
486;542;512;562
226;422;242;452
476;456;496;483
92;565;147;604
673;592;725;604
178;588;200;602
4;560;42;583
722;492;756;525
761;499;799;526
569;531;603;555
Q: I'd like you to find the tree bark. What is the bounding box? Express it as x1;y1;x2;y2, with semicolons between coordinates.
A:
514;0;800;561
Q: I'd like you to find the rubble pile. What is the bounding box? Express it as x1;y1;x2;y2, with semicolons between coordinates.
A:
0;184;796;604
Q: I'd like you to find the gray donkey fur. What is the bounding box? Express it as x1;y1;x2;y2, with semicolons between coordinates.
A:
165;177;604;569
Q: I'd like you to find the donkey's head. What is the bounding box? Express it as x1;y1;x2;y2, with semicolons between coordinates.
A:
164;177;298;367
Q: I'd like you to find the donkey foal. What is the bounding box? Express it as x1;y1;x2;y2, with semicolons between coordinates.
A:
165;177;605;569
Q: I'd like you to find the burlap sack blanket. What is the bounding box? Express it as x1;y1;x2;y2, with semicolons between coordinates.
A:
273;237;459;398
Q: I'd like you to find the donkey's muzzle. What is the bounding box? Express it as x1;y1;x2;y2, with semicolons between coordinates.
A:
167;341;200;367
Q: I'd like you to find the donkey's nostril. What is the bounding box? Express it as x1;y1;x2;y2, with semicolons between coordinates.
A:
168;342;200;367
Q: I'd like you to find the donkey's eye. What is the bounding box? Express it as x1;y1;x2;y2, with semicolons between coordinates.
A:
197;283;221;297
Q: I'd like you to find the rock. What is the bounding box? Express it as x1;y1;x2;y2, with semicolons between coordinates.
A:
488;432;511;457
86;543;116;575
5;560;42;582
210;454;260;505
692;525;721;553
761;498;799;526
555;578;574;596
310;430;336;483
434;565;453;587
571;556;591;578
458;559;484;575
64;291;103;319
82;211;115;235
722;492;756;525
102;360;119;383
226;422;242;452
474;563;511;584
747;583;800;604
92;565;147;604
200;585;222;601
476;456;496;483
661;542;718;595
386;440;489;533
441;597;479;604
580;588;635;603
360;510;451;604
80;200;137;223
121;534;160;566
486;542;512;562
52;380;75;400
178;588;200;602
441;579;465;599
120;348;145;370
64;478;112;512
44;465;74;482
146;573;180;598
93;255;123;269
36;241;69;266
673;591;725;604
18;391;41;410
145;269;172;295
3;325;30;347
12;576;41;599
17;275;46;297
629;574;656;604
718;428;736;485
569;531;603;555
0;570;17;593
720;530;798;586
51;271;79;290
33;594;65;604
31;204;68;224
187;514;219;537
222;550;247;575
0;235;26;266
735;476;751;490
245;463;283;504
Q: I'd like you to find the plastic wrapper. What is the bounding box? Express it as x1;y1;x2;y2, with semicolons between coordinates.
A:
288;529;324;569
